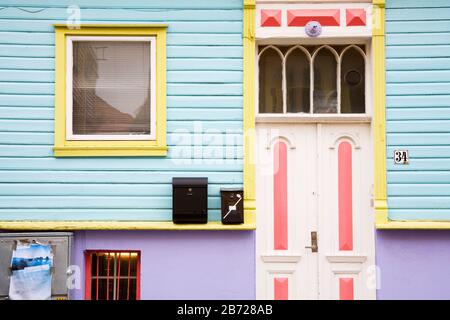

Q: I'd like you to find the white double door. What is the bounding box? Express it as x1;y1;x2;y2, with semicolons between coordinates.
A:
256;122;376;300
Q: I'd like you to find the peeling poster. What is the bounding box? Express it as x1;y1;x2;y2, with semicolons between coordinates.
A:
9;242;54;300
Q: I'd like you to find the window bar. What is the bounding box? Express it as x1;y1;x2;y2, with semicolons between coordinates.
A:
106;252;111;301
127;252;131;300
95;253;99;301
117;252;121;300
282;54;287;114
310;48;315;114
112;253;117;300
365;47;369;115
136;253;141;300
337;51;342;114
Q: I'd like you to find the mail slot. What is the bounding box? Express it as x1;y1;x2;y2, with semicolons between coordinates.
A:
220;188;244;224
172;177;208;224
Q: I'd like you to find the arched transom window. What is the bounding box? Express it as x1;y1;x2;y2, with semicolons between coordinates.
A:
258;44;366;115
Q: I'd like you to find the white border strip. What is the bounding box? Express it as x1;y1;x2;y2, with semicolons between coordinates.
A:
65;36;157;141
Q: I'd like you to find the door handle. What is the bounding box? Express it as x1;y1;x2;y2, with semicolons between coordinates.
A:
305;231;318;253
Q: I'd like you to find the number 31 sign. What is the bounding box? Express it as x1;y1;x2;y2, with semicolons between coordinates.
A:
394;150;409;165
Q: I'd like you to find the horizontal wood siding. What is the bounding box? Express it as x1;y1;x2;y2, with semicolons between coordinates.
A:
0;0;243;221
386;0;450;221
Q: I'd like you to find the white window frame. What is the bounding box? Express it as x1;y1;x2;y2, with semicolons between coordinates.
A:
256;40;372;123
66;36;157;141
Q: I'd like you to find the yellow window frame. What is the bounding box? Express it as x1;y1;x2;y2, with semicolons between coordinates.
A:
53;24;168;157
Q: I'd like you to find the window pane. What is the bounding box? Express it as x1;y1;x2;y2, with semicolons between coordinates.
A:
341;47;365;113
95;253;105;276
91;279;98;300
313;48;337;114
72;41;151;136
118;279;137;300
92;279;109;300
259;48;283;113
95;252;113;277
286;48;310;113
119;252;138;277
91;252;98;276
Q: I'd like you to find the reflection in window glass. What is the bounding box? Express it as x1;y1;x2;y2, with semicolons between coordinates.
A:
341;47;365;113
72;41;151;136
257;44;366;115
313;48;337;114
259;48;283;113
286;49;310;113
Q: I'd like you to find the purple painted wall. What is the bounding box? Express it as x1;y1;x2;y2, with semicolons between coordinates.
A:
71;231;255;300
376;230;450;300
70;229;450;300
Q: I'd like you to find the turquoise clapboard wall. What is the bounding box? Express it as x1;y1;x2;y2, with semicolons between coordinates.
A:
386;0;450;221
0;0;243;221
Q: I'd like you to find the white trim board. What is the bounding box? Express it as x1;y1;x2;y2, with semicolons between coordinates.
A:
65;36;157;141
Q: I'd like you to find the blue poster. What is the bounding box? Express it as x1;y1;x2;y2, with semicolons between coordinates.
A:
9;242;53;300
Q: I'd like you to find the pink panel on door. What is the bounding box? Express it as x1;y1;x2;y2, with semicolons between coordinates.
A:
274;141;288;250
339;278;354;300
338;141;353;251
274;277;289;300
287;9;340;27
261;9;282;27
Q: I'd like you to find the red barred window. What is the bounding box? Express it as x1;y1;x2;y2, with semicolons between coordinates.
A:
85;251;140;300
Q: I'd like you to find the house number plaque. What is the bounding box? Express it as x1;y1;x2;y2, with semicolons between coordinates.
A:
394;150;409;165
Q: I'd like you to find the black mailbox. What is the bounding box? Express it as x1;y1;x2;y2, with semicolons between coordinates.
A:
221;188;244;224
172;177;208;224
